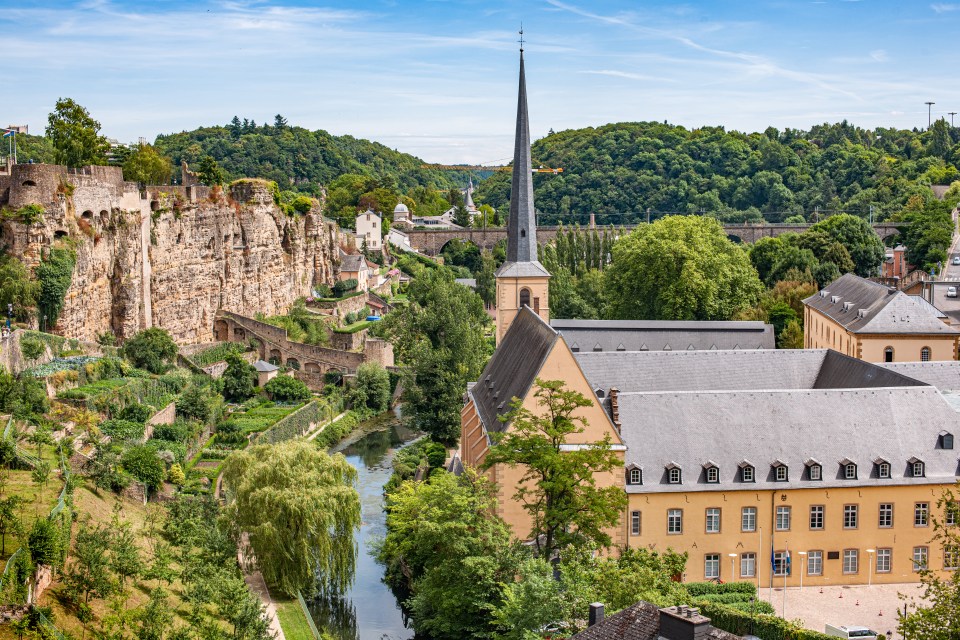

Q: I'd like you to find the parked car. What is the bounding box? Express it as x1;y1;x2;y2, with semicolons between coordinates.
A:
824;625;878;639
953;256;960;265
949;286;958;298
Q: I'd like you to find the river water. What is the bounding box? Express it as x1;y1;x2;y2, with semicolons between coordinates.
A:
307;415;419;640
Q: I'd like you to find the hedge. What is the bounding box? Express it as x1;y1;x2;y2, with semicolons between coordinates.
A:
99;418;146;441
685;581;757;597
255;401;321;444
313;409;369;448
333;321;372;334
695;601;836;640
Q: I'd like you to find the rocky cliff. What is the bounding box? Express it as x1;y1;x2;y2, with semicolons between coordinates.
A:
0;165;343;344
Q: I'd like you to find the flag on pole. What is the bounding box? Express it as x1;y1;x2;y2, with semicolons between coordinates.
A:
784;549;791;574
2;130;14;138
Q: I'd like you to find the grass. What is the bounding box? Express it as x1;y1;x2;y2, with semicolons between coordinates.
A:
274;595;318;640
332;320;373;334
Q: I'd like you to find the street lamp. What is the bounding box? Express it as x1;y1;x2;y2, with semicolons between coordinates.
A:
728;553;737;581
866;549;875;587
926;102;936;128
797;551;807;592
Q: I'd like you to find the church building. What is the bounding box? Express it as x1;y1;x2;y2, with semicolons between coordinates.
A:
459;47;960;589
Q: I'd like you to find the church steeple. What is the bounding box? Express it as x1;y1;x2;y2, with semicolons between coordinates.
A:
495;40;550;344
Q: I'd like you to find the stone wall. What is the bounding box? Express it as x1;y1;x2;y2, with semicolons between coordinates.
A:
330;328;366;351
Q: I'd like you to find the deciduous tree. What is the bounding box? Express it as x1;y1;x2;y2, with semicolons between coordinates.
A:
46;98;110;168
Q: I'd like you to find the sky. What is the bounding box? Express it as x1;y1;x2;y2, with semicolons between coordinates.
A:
3;0;960;164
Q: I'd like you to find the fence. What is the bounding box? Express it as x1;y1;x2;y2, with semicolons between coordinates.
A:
0;547;24;595
296;591;323;640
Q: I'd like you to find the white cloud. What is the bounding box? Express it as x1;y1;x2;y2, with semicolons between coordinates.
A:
931;3;960;13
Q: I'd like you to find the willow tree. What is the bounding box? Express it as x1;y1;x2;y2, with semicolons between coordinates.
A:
221;440;361;596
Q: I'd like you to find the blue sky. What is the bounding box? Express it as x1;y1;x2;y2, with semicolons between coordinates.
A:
3;1;960;163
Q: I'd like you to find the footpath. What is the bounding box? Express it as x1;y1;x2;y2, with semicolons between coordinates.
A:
238;533;286;640
306;411;348;440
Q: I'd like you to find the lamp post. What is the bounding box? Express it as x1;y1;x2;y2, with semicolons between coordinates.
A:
797;551;807;592
866;549;875;587
728;553;737;581
926;101;936;128
950;112;958;127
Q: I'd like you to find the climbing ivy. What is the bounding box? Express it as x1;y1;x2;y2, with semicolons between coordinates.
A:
34;247;76;329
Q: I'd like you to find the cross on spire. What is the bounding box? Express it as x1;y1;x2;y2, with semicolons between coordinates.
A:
518;26;524;52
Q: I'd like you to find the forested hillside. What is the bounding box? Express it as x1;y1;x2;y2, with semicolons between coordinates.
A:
154;117;455;194
476;119;960;224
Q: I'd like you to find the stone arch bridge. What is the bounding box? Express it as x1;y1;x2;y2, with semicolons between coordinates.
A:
405;222;902;256
214;310;393;389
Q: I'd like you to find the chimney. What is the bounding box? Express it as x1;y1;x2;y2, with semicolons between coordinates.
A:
588;603;604;627
608;387;621;431
589;212;596;229
658;606;713;640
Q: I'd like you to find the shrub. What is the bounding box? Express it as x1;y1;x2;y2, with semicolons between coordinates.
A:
121;328;178;374
168;463;186;486
118;402;153;424
344;312;357;325
176;385;210;422
99;418;145;441
264;375;311;403
19;337;45;361
333;279;358;296
221;353;256;403
96;331;117;346
695;601;834;640
35;247;76;329
351;362;390;413
27;518;63;568
685;581;757;597
146;439;187;465
122;445;167;490
151;420;195;444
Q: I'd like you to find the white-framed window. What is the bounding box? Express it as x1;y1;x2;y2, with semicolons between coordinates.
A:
809;505;824;530
844;463;857;480
773;551;791;576
775;465;788;482
741;507;757;532
879;503;893;528
740;553;756;578
947;502;959;526
704;554;720;579
921;346;931;362
628;468;642;485
843;549;859;574
706;508;721;533
884;346;894;363
807;550;823;576
912;461;925;477
843;504;858;529
706;467;719;483
667;509;683;534
945;545;960;570
916;502;929;527
776;506;791;531
913;546;928;571
741;465;755;482
668;468;682;484
809;464;822;481
878;462;891;479
877;548;892;573
630;510;641;536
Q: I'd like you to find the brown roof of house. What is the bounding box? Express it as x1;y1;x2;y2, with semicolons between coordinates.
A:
570;602;742;640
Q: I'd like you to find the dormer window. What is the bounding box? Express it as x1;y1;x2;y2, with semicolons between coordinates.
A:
839;458;857;480
741;464;755;483
703;461;719;484
941;431;955;450
805;459;822;481
909;457;925;478
666;462;682;484
772;460;788;482
571;343;580;353
874;458;891;479
627;466;642;485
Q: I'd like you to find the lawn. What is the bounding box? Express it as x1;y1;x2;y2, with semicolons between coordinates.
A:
274;595;319;640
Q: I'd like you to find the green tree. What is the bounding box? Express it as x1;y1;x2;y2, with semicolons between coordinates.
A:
381;268;489;444
475;250;497;306
135;587;175;640
62;520;114;609
605;216;763;321
121;445;167;491
27;517;62;568
0;256;40;322
121;327;178;374
109;516;144;589
0;495;23;555
175;385;210;422
379;469;523;638
809;214;885;277
195;155;225;186
122;143;173;185
221;440;361;597
263;374;311;403
45;98;110;168
483;378;627;559
221;353;256;403
351;363;390;413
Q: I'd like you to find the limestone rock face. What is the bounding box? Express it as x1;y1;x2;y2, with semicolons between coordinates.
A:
0;166;342;344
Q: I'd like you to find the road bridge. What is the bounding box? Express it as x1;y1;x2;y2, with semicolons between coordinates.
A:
404;222;902;256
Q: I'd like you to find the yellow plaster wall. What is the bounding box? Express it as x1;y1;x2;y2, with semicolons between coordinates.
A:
804;307;958;362
496;275;550;343
627;484;956;586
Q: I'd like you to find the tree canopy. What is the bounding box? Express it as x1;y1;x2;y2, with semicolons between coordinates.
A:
120;327;178;374
46;98;110;168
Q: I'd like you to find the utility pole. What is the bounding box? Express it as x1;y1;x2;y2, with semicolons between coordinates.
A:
926;101;936;128
869;205;874;225
646;208;651;224
950;112;957;127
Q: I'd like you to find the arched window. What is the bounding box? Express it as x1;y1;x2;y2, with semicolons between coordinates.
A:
519;288;531;308
884;346;894;363
921;347;931;362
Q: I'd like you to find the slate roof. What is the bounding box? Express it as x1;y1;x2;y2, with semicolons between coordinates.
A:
803;273;958;335
495;260;551;278
880;361;960;391
552;319;774;352
570;602;741;640
909;295;948;319
340;253;367;272
252;360;278;372
468;307;559;433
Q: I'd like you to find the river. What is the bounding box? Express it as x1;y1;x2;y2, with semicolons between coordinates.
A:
307;414;420;640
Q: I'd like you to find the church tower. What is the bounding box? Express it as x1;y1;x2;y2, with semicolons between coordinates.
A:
495;44;550;344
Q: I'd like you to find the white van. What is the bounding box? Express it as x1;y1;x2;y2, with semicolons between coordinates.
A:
825;624;878;639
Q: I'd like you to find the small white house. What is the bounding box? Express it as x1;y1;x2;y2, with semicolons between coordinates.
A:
355;209;382;251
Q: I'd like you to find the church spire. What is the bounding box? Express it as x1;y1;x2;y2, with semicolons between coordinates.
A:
506;46;539;264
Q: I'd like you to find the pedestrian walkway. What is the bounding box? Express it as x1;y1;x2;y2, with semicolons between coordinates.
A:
306;411;348;441
759;582;926;640
238;533;285;640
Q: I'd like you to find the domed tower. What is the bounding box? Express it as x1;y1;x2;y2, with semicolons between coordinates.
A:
393;202;411;227
495;47;550;344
